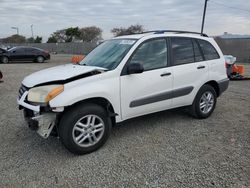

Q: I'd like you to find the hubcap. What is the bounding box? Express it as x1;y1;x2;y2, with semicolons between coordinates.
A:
38;57;43;63
199;91;214;114
2;57;8;63
72;115;105;147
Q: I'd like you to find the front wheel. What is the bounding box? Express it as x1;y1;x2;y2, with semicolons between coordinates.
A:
58;103;112;155
190;84;217;119
1;56;9;64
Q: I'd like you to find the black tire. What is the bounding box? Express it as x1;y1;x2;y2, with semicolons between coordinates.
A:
36;56;44;63
58;103;112;155
1;56;9;64
190;84;217;119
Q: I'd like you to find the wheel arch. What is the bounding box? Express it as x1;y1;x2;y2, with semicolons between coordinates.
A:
204;80;220;97
1;55;9;62
64;97;117;126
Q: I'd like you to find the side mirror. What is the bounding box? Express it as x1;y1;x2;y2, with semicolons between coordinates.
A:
127;63;144;74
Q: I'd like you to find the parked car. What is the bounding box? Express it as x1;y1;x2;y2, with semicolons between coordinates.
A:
17;30;229;155
0;46;50;63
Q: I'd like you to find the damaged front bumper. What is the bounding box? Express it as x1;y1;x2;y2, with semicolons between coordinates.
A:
18;91;58;138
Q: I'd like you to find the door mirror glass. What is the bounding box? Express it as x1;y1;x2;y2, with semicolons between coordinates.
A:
127;63;144;74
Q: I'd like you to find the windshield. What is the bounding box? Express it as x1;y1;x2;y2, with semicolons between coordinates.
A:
79;39;136;70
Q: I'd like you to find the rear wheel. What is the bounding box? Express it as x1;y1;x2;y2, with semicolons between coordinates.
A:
190;84;217;119
58;103;112;155
36;56;44;63
1;56;9;64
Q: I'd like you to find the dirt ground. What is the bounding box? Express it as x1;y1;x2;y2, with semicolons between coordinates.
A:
0;55;249;188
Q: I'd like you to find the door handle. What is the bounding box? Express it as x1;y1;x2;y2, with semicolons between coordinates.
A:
161;72;171;77
197;65;205;69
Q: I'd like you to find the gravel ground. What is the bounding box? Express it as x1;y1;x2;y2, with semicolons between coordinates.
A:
0;55;249;188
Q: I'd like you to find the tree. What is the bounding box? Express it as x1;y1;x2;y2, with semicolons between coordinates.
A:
47;26;103;43
111;24;145;37
50;29;67;43
65;27;81;42
79;26;102;42
47;35;57;43
26;36;42;43
47;27;80;43
26;37;34;43
2;34;26;43
34;36;42;43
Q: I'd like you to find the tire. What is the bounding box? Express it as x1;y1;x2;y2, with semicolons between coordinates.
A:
190;84;217;119
36;56;44;63
1;56;9;64
58;103;112;155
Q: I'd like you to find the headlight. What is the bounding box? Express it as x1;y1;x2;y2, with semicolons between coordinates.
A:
28;85;64;103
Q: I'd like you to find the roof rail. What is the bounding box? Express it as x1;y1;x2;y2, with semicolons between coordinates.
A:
142;30;208;37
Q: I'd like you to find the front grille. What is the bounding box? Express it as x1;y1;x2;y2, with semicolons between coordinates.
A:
18;84;29;99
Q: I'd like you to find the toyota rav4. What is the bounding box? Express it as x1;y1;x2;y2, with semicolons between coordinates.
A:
17;30;229;155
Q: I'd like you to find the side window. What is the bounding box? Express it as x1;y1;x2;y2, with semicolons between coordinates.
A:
193;40;204;62
197;39;220;60
12;48;25;54
129;39;168;71
171;37;194;65
27;49;37;54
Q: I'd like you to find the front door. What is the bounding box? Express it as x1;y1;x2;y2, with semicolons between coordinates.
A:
9;48;26;61
120;38;173;120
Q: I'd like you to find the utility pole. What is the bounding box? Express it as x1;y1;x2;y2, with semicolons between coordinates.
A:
11;27;19;35
31;24;34;38
201;0;209;35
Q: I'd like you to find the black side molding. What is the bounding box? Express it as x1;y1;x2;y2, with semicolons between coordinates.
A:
130;86;194;108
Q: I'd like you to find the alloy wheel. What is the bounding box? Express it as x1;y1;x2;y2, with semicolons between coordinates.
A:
72;115;105;147
199;91;215;114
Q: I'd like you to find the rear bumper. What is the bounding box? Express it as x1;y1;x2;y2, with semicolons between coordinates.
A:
218;78;229;96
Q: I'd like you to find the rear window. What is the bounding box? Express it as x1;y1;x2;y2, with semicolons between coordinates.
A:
197;39;220;60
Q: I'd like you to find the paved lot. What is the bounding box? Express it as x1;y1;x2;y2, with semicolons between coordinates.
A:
0;55;249;188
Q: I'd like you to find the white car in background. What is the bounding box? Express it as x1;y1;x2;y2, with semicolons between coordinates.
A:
17;30;229;155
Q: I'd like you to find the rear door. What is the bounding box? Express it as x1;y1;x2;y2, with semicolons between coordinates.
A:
196;39;224;81
170;37;209;108
120;38;173;120
25;48;37;60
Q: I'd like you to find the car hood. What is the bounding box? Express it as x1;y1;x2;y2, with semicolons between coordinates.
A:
22;64;107;87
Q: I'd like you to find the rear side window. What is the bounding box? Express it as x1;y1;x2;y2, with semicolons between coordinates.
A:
28;48;39;53
171;37;194;65
197;39;220;60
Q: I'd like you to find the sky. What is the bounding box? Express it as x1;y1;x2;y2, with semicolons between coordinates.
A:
0;0;250;42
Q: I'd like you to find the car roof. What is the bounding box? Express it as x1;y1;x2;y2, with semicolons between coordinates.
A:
115;31;210;40
9;46;43;51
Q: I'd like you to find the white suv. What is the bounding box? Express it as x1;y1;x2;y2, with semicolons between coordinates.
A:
17;30;229;154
